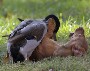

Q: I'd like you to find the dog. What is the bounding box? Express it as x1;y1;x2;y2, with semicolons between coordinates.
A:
30;27;88;61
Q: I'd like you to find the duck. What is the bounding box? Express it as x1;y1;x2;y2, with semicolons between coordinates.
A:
5;18;55;63
3;15;60;63
18;14;60;41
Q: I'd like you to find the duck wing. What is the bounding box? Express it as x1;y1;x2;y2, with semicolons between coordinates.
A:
8;20;47;43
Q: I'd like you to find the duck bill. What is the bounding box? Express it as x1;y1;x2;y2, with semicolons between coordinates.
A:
3;52;9;63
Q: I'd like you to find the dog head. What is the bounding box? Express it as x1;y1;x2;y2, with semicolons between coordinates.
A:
70;27;85;39
70;27;88;56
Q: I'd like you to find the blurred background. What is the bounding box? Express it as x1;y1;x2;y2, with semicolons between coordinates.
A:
0;0;90;45
0;0;90;19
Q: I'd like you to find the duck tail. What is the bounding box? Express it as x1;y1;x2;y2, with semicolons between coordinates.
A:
2;35;9;37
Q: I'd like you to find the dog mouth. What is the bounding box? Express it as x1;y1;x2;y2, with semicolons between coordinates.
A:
73;48;85;57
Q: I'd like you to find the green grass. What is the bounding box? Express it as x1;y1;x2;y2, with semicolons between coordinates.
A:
0;54;90;71
0;0;90;71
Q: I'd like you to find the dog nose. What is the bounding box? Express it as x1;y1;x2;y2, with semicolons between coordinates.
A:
78;34;82;36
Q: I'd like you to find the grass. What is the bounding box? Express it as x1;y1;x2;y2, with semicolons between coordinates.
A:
0;0;90;71
0;55;90;71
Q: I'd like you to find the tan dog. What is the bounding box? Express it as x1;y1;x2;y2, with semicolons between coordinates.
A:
30;27;88;61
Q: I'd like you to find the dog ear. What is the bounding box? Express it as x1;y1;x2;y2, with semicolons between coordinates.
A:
69;32;74;38
18;18;24;22
75;27;84;35
72;45;86;57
